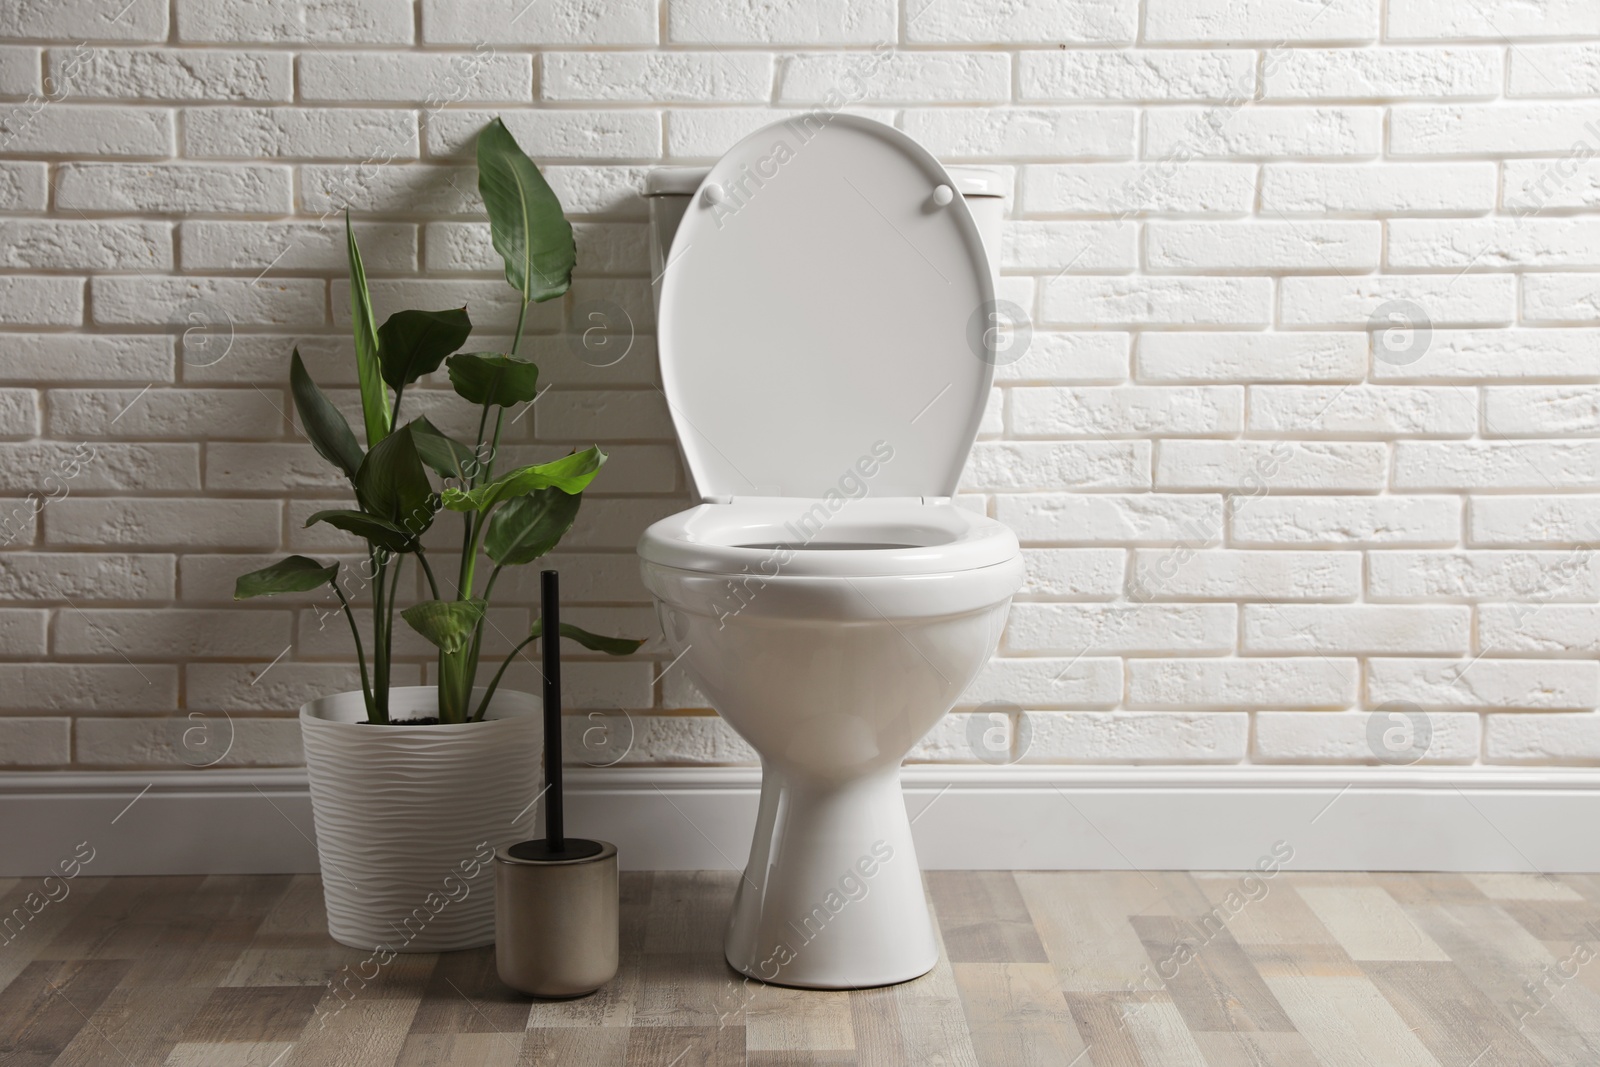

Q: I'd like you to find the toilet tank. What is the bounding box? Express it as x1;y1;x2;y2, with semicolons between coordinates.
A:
643;163;1005;316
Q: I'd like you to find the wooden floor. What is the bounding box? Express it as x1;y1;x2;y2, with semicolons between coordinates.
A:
3;870;1600;1066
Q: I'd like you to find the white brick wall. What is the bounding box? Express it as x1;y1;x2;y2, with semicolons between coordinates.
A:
0;0;1596;773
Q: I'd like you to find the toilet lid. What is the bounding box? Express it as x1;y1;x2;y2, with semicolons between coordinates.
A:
657;114;997;501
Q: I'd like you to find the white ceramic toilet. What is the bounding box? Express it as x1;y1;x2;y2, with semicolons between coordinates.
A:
637;114;1024;989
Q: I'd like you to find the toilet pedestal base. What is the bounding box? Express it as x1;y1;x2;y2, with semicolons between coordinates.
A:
723;765;937;990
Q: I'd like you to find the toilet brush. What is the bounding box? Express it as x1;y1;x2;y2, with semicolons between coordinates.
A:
495;569;619;997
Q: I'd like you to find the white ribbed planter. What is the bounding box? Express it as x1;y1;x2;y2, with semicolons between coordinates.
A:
300;686;540;953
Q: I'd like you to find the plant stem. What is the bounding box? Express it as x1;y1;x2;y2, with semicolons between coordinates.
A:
510;298;528;359
391;383;405;426
415;547;441;600
332;582;376;722
482;562;504;602
474;633;536;722
370;550;388;721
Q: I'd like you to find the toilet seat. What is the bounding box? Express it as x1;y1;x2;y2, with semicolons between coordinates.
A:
639;497;1017;578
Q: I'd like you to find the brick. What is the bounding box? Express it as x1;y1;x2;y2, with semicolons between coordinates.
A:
1265;47;1500;99
1007;602;1235;653
1002;221;1137;272
0;162;47;210
1280;275;1515;327
997;493;1223;545
534;389;672;441
180;220;415;272
57;162;292;214
1146;107;1381;159
671;0;894;43
1487;387;1600;436
1481;605;1600;656
1242;604;1469;654
782;52;1007;105
1156;441;1387;491
961;442;1150;491
1389;219;1600;271
0;552;172;601
1017;549;1126;599
1510;44;1600;96
53;48;291;102
1504;159;1600;214
1147;221;1380;272
1131;549;1362;601
302;162;478;216
1043;277;1272;327
336;278;551;333
1370;550;1600;601
1524;276;1600;324
186;662;410;712
1019;50;1253;102
206;442;345;493
1019;711;1248;763
185;107;417;161
0;105;170;156
1469;496;1600;547
426;220;649;275
1146;0;1378;41
1130;657;1356;709
0;442;198;491
0;720;68;766
907;0;1136;43
1249;385;1475;437
45;498;281;550
93;277;324;328
900;108;1136;159
420;0;656;45
56;609;286;659
0;47;38;95
1372;329;1600;382
0;277;82;327
664;106;896;158
1393;103;1600;156
544;53;772;104
562;499;684;550
0;609;48;655
1020;162;1255;215
1012;385;1242;437
0;664;177;711
1371;658;1598;710
561;713;753;764
1254;711;1478;763
1388;0;1599;39
1261;162;1497;215
0;220;169;271
0;389;37;437
76;716;304;768
1;0;166;41
302;51;531;104
1395;441;1600;490
181;551;364;602
994;332;1130;384
49;387;285;440
177;0;412;44
1487;715;1600;764
1138;333;1365;383
424;108;660;160
1230;495;1461;546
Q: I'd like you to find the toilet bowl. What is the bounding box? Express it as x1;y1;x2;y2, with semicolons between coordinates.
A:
638;114;1023;989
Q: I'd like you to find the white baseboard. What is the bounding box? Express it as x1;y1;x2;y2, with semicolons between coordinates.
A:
3;765;1598;877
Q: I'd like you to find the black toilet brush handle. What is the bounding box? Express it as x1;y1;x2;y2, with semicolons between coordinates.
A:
541;569;564;851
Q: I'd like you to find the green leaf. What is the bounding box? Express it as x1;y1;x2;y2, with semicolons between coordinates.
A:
409;415;478;482
378;306;472;391
485;487;581;566
354;423;437;538
530;618;644;657
346;212;390;447
304;509;413;553
289;348;363;482
446;352;539;408
440;447;606;513
402;599;487;655
476;116;575;304
234;555;338;600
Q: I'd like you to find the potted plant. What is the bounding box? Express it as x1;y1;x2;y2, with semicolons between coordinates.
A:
233;118;641;953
